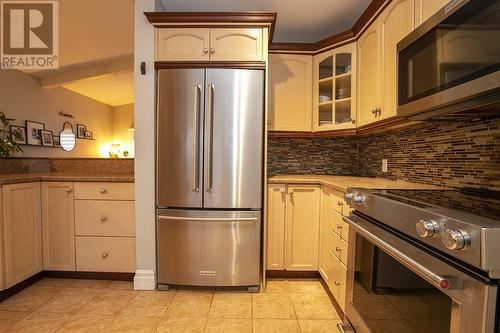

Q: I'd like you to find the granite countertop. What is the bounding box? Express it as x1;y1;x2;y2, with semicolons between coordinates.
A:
0;172;134;185
268;175;444;192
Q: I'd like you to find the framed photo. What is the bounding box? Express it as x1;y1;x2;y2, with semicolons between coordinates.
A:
77;124;86;138
10;125;26;144
41;130;54;146
53;135;61;147
84;131;93;139
26;121;45;145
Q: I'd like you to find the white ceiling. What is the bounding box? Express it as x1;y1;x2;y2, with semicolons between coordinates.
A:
160;0;371;43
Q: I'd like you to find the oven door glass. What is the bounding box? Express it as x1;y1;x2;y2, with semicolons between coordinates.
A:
353;233;452;333
398;0;500;106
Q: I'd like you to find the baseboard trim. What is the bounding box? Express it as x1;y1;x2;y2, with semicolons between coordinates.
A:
265;270;321;279
0;272;45;303
133;269;156;290
44;271;134;281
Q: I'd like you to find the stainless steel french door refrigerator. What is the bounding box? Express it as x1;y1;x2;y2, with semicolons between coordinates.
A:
156;68;264;290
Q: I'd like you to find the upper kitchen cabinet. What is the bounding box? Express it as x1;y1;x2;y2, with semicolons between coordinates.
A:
379;0;415;121
269;54;312;131
209;28;264;61
156;28;210;61
415;0;449;25
313;43;357;132
148;13;276;63
357;22;380;127
358;0;414;127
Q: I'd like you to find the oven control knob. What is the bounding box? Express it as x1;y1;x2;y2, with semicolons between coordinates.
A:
416;219;440;238
353;195;364;205
345;192;354;201
442;229;470;250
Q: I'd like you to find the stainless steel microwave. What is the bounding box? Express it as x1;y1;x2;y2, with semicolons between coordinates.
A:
397;0;500;119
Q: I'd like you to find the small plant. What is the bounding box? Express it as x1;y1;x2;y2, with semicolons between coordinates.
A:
0;111;23;158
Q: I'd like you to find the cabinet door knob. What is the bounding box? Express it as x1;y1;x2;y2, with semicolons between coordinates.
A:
210;48;215;54
99;188;107;194
100;216;108;223
334;281;341;286
336;224;342;229
335;247;342;252
65;187;72;193
289;191;294;203
267;120;271;125
338;201;343;206
204;48;209;54
102;252;109;258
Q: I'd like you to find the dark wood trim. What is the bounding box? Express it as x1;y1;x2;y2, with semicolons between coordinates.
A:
144;12;277;42
319;277;345;319
269;0;392;53
356;116;409;135
265;270;321;279
0;272;44;303
44;271;134;281
268;116;410;138
155;61;266;70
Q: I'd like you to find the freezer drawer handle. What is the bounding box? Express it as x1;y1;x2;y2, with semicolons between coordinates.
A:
157;215;259;222
192;83;202;192
205;82;215;193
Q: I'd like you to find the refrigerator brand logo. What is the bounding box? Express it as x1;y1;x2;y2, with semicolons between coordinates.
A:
199;271;216;276
0;0;58;69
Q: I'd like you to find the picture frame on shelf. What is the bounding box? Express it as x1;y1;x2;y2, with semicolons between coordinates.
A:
26;120;45;145
77;124;86;138
53;135;61;147
10;125;26;144
41;130;54;146
84;131;93;139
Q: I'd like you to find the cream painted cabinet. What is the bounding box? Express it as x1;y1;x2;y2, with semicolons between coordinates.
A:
285;185;320;271
266;184;286;270
157;28;210;61
357;22;380;127
42;182;75;271
318;187;334;283
266;184;320;271
156;28;263;62
379;0;415;121
209;28;263;61
2;183;42;288
269;54;312;131
313;43;357;131
415;0;449;25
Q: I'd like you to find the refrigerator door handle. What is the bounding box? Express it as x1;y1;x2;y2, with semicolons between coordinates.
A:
157;215;259;222
192;83;202;192
206;82;215;193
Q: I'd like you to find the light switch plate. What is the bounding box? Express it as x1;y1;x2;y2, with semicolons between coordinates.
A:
382;159;388;172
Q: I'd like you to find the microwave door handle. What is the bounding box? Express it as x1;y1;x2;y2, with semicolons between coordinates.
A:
205;83;214;193
344;215;462;291
192;83;201;192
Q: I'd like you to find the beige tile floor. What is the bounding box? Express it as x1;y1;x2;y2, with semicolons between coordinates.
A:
0;278;341;333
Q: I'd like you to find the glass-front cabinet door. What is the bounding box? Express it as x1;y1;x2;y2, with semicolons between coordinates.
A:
313;43;357;132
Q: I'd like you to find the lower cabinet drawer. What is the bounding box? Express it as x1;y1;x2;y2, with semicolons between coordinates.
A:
76;236;136;273
332;210;350;241
74;182;134;200
75;200;135;237
330;229;348;265
328;251;347;311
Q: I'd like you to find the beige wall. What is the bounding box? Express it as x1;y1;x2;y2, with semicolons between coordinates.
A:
0;70;114;158
113;103;134;142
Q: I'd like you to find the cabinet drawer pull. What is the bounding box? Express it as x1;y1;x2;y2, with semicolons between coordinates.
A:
65;187;72;193
335;247;342;252
100;216;108;223
99;188;107;194
102;252;109;259
334;281;341;286
336;224;343;229
338;201;343;206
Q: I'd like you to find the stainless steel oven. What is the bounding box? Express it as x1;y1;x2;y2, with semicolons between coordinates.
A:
397;0;500;119
341;188;500;333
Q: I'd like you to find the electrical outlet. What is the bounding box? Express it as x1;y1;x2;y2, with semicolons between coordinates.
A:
382;159;388;172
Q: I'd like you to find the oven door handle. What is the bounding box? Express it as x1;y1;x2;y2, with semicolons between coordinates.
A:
344;215;462;291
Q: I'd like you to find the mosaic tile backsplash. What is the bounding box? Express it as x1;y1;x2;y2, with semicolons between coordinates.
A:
268;117;500;190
